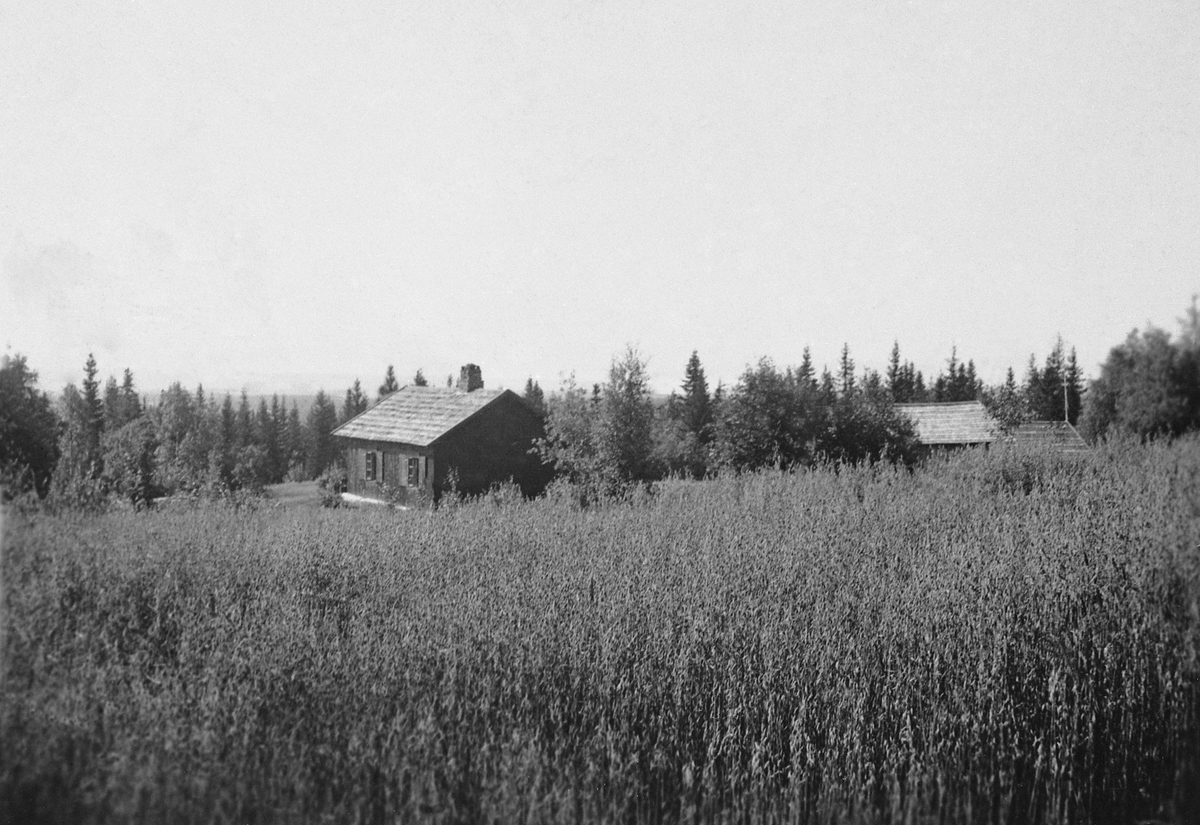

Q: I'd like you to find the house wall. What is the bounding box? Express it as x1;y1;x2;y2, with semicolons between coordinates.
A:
432;394;552;500
341;438;433;506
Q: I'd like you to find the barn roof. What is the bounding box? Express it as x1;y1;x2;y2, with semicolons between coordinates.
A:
331;385;515;447
1007;420;1090;453
895;400;997;446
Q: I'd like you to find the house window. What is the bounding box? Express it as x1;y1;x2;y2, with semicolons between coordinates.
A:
407;456;420;487
365;451;376;481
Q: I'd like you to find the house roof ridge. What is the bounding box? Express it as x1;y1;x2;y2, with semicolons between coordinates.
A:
331;384;514;447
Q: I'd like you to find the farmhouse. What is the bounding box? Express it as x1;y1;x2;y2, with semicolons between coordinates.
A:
332;364;552;505
896;400;998;453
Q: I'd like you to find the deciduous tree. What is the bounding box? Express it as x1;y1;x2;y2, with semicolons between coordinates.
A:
0;353;61;498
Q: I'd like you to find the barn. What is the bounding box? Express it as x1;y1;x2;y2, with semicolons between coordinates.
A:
332;365;552;505
897;400;1090;457
896;400;998;454
1006;420;1089;454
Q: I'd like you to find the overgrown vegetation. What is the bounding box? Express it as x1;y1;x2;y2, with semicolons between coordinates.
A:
4;437;1199;823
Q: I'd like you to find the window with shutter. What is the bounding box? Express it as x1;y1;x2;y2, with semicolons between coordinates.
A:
407;456;420;487
365;452;376;481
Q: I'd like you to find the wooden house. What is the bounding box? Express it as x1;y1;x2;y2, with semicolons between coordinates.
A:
332;365;551;505
896;400;998;454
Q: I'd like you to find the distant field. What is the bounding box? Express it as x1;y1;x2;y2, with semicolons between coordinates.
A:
3;439;1199;823
263;480;325;509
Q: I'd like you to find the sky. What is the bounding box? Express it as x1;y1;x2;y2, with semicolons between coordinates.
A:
2;0;1198;399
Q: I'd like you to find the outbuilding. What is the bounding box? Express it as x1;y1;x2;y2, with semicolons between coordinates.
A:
332;364;551;505
896;400;998;454
1006;420;1089;454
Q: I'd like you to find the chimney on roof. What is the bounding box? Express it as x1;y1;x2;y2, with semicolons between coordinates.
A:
456;364;483;392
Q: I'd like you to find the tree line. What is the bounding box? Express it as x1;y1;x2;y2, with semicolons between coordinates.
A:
3;298;1198;506
0;358;447;508
528;297;1200;493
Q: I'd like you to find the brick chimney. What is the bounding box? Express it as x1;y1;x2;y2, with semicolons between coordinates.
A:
456;364;483;392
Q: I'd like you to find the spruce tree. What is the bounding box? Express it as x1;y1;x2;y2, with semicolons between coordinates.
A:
797;347;817;392
305;390;339;479
236;391;253;449
120;369;141;422
1024;355;1042;418
342;379;368;421
81;353;104;472
103;376;122;431
378;365;399;399
1065;349;1084;424
523;378;546;414
679;350;712;443
886;342;902;399
412;369;428;387
286;402;305;477
838;344;856;396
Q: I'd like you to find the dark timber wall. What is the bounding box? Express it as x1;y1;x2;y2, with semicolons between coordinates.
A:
432;394;552;500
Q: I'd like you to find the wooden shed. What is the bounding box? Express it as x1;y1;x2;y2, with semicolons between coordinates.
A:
896;400;998;454
332;365;551;505
1006;421;1090;454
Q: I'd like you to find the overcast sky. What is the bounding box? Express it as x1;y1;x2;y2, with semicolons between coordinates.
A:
2;1;1197;398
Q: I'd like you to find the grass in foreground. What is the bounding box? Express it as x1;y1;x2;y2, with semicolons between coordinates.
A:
3;438;1199;823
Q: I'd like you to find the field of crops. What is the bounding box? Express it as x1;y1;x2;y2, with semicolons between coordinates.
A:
3;438;1200;824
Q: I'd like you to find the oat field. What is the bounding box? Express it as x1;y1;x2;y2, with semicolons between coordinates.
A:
3;439;1199;824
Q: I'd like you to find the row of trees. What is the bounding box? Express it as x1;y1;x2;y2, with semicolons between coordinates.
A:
0;354;350;507
534;345;921;495
4;298;1196;505
0;356;451;507
530;333;1101;492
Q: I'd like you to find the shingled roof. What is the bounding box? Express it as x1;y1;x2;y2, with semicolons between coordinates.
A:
896;400;997;446
1007;421;1089;454
332;386;513;447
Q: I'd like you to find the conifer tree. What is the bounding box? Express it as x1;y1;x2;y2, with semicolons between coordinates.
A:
305;390;340;479
103;376;122;431
523;378;546;415
886;342;902;397
412;368;428;387
678;350;712;443
250;397;281;484
342;379;368;422
378;365;399;399
1065;349;1084;424
797;347;817;392
120;369;141;422
286;402;305;477
838;344;856;396
236;390;253;449
81;353;104;469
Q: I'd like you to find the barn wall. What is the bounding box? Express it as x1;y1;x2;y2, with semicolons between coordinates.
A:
432;395;552;499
